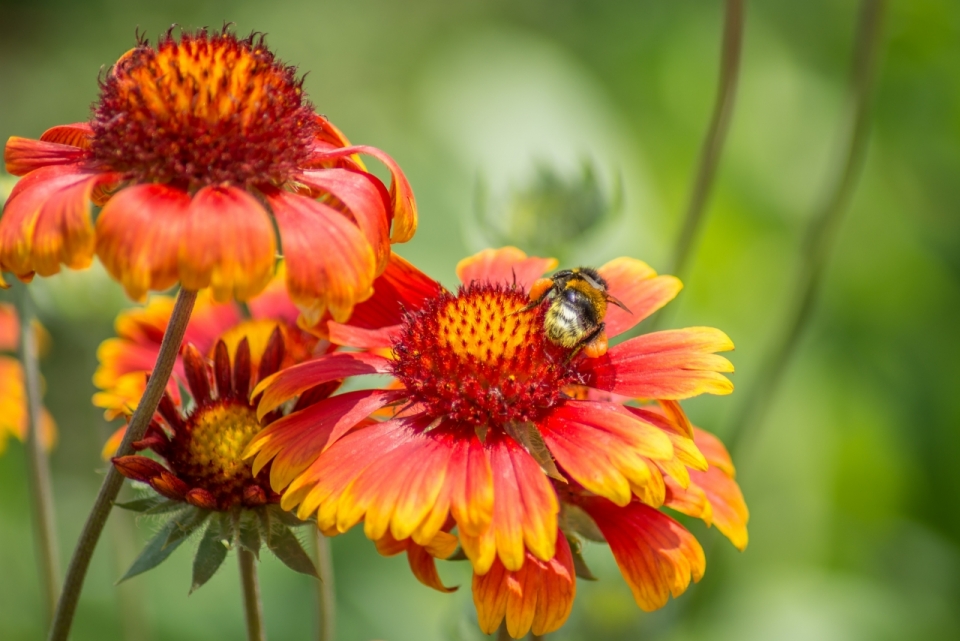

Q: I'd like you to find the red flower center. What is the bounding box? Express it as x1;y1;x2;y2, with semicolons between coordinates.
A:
165;400;265;506
392;283;580;427
91;28;319;191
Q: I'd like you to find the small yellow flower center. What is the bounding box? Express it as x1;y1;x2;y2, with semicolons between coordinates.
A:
170;401;263;500
436;293;532;364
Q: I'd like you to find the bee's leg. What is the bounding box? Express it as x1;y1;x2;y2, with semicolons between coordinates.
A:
513;278;555;314
565;323;607;364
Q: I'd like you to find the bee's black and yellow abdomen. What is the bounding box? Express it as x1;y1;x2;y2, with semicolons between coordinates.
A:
543;279;607;349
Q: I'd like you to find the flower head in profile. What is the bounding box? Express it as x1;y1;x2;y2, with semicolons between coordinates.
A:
245;247;748;637
1;26;416;322
99;274;335;588
0;303;56;455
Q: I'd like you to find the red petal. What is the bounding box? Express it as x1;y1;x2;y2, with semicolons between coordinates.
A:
598;257;683;338
345;252;443;330
0;165;118;277
4;137;88;176
308;145;417;243
246;261;303;327
179;186;277;302
327;321;401;349
579;328;735;399
112;455;166;483
39;123;94;149
254;351;393;418
582;498;705;611
96;184;192;301
456;247;558;290
299;168;391;273
268;189;376;324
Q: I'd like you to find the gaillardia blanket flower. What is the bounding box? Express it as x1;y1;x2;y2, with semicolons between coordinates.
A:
98;274;334;587
0;303;55;455
245;247;748;637
1;27;416;321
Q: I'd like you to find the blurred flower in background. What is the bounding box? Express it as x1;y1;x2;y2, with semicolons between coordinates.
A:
473;161;620;264
0;303;55;455
245;247;743;638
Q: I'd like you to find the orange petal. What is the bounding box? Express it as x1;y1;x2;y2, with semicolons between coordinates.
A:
484;433;559;571
245;388;403;488
178;186;276;302
540;401;674;506
375;530;459;593
39;123;94;149
254;351;392;418
579;327;735;399
267;189;376;324
582;498;705;611
598;257;683;338
96;184;192;301
4;137;88;176
299;168;391;273
0;165;118;277
693;427;736;476
472;532;575;638
456;247;558;289
686;466;749;551
0;303;18;352
308;145;417;244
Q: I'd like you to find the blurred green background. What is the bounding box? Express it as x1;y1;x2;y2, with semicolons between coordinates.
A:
2;0;959;639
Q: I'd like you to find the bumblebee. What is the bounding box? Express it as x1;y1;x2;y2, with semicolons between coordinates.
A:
521;267;631;359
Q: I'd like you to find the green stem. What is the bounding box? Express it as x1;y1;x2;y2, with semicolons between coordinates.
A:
496;623;511;641
48;288;198;641
650;0;745;331
239;548;266;641
312;529;336;641
15;282;60;624
726;0;886;458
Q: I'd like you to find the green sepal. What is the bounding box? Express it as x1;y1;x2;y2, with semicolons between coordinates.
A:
262;519;319;579
190;515;229;594
267;504;310;527
560;503;606;543
567;536;597;581
118;508;208;583
237;510;262;560
115;496;183;515
114;496;166;513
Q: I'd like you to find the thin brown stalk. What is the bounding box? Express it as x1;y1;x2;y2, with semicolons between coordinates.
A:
312;529;336;641
726;0;886;458
48;288;198;641
239;548;266;641
15;282;60;624
649;0;744;331
496;623;512;641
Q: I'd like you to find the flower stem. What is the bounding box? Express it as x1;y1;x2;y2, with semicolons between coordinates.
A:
650;0;744;331
48;287;198;641
15;282;60;624
496;623;511;641
726;0;886;458
311;529;336;641
238;548;266;641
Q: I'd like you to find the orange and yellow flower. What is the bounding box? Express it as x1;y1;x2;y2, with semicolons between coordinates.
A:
0;303;55;454
245;247;748;637
1;27;416;321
